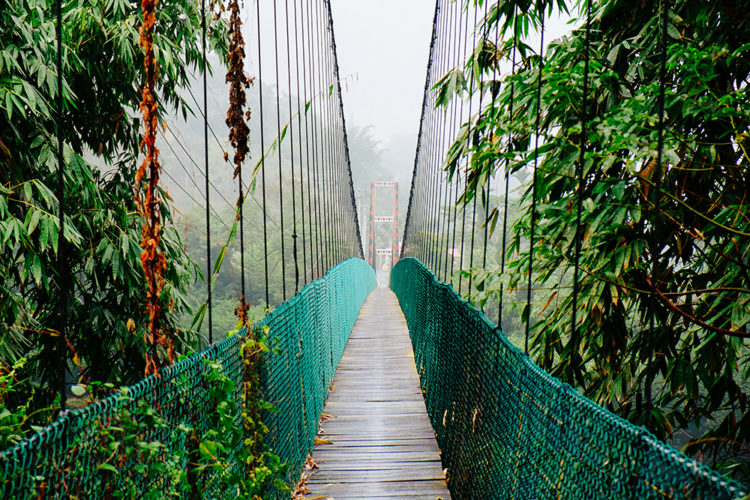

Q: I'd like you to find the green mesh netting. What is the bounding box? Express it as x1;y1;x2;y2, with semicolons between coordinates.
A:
390;257;747;500
0;258;376;499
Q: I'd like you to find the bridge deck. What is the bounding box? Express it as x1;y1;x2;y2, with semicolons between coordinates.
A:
303;278;451;499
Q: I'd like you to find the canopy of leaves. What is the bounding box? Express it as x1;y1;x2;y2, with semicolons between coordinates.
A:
440;0;750;481
0;0;227;413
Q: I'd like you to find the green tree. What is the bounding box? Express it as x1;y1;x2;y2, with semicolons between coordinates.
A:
0;0;227;413
441;0;750;481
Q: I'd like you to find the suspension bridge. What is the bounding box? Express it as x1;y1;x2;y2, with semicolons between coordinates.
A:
0;0;748;498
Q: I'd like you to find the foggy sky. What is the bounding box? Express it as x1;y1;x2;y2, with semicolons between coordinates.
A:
329;0;435;145
328;0;576;149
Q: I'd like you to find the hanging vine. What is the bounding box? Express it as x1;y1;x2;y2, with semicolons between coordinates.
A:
136;0;171;376
225;0;254;324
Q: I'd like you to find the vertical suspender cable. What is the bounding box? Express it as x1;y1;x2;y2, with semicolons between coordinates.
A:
307;0;323;279
316;0;327;270
313;0;327;271
652;0;669;313
457;1;472;296
431;2;451;274
434;0;455;282
402;0;438;258
284;0;300;294
226;0;249;319
201;0;213;344
300;0;316;281
449;2;465;280
439;0;454;282
466;4;480;296
429;11;444;272
441;0;458;281
238;162;246;316
326;0;364;259
272;0;288;300
427;11;444;272
525;8;545;355
424;93;438;268
425;7;445;272
292;0;309;284
321;20;335;266
321;23;333;264
480;0;491;277
571;0;592;357
325;12;339;267
238;160;246;313
55;0;67;408
499;9;517;328
647;0;669;402
256;0;271;307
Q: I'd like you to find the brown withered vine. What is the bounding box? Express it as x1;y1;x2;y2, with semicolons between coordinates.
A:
136;0;172;376
225;0;254;324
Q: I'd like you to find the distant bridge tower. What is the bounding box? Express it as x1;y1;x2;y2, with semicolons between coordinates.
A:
367;181;399;270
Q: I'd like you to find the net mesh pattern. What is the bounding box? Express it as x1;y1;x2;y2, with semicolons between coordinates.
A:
0;258;376;499
390;257;747;500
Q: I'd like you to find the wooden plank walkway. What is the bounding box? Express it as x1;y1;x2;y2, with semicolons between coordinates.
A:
303;277;451;500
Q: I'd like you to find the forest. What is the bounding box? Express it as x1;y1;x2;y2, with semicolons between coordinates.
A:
0;0;748;494
430;0;750;482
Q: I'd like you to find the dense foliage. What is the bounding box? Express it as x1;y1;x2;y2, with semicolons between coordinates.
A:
442;0;750;480
0;0;226;416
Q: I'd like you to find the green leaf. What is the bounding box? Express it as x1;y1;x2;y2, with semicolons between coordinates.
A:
71;385;87;397
98;463;119;474
5;90;13;120
213;246;226;275
666;23;681;40
26;209;40;236
279;124;288;143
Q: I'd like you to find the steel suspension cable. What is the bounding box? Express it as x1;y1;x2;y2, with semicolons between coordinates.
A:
306;0;323;279
525;8;545;355
328;14;344;265
283;0;300;294
499;8;517;328
322;0;336;269
292;0;309;285
466;4;480;297
255;0;271;306
272;0;288;300
480;0;492;282
402;0;440;260
318;0;330;268
570;0;592;360
430;4;451;273
646;0;670;404
431;0;450;274
328;3;361;261
321;20;336;266
424;6;446;271
437;0;454;282
457;1;473;296
313;0;329;272
449;2;466;280
55;0;67;408
440;0;459;281
201;0;213;344
652;0;669;314
298;0;315;282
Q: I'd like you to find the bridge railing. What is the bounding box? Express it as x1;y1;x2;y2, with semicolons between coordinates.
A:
391;257;747;500
0;258;376;499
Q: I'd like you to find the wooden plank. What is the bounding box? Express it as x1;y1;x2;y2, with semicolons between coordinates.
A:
305;480;450;497
302;278;451;499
